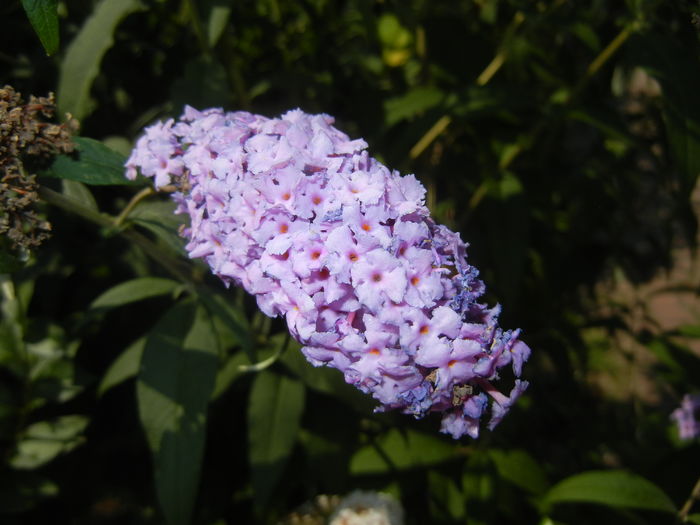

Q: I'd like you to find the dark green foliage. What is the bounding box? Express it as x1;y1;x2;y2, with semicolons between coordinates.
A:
2;0;700;524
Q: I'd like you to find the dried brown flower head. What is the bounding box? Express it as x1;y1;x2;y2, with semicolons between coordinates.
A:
0;85;78;254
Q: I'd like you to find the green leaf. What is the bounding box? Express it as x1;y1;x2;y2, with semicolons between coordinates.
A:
384;87;445;127
21;0;59;56
137;302;219;525
98;336;145;396
10;415;89;469
428;470;466;520
44;137;137;186
91;277;181;309
543;470;677;514
489;449;549;496
196;287;253;357
248;370;305;508
58;0;145;120
211;350;250;399
350;428;455;474
0;276;26;374
207;4;231;47
61;179;98;212
279;342;374;412
687;514;700;525
677;324;700;338
170;56;230;111
377;13;412;48
0;247;23;274
128;200;187;254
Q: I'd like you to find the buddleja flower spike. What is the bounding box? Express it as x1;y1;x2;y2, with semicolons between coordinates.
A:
126;107;531;439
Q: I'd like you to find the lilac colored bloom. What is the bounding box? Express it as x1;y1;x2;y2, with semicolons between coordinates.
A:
671;394;700;440
125;106;531;439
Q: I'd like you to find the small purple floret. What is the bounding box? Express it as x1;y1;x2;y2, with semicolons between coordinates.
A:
125;107;531;438
671;394;700;440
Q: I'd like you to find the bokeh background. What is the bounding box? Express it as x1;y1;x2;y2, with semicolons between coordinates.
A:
2;0;700;524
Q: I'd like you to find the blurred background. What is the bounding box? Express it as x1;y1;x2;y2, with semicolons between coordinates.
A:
2;0;700;524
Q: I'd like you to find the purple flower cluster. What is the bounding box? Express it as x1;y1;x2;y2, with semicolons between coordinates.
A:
125;107;531;439
671;394;700;440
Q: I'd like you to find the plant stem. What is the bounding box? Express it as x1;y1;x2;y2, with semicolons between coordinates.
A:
680;476;700;522
409;10;525;160
37;186;113;229
113;186;155;228
37;186;194;286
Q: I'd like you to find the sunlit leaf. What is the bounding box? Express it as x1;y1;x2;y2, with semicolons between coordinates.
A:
137;301;219;525
10;415;89;469
489;448;549;496
350;428;455;474
21;0;59;55
384;87;445;127
58;0;145;120
543;470;677;514
91;277;181;309
687;514;700;525
207;5;231;47
248;370;305;508
44;137;137;186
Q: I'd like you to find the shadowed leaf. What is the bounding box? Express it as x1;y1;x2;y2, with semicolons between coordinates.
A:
58;0;145;120
137;301;219;525
21;0;59;55
248;370;305;509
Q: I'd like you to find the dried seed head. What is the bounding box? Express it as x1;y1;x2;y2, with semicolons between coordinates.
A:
0;85;78;253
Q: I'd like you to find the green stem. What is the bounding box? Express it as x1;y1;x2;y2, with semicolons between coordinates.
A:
37;186;113;229
37;186;195;286
409;10;526;161
113;186;155;228
679;476;700;522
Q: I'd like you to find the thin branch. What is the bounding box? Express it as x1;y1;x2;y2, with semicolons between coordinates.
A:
37;186;194;286
679;476;700;522
113;186;155;228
